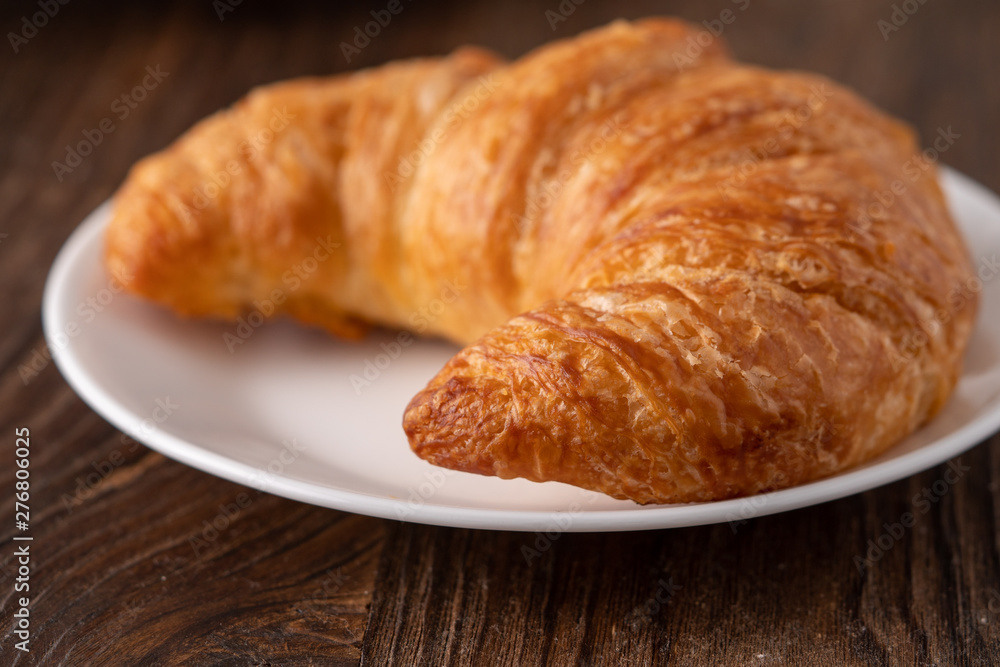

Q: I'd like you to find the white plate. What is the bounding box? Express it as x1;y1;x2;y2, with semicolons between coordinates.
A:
43;167;1000;532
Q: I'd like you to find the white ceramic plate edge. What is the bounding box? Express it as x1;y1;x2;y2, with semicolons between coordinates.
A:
41;168;1000;532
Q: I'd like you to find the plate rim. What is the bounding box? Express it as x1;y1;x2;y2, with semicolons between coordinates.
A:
42;167;1000;532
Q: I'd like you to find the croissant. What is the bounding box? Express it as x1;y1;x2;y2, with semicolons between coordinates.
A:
105;18;977;504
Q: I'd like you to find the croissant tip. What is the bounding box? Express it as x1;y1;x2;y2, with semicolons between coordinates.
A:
403;374;504;477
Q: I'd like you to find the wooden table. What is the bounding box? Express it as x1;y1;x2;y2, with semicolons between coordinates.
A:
2;1;999;664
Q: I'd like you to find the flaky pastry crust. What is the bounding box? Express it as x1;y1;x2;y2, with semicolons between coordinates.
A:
105;19;978;504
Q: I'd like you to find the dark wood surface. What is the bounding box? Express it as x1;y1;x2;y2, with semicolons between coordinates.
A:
2;1;999;664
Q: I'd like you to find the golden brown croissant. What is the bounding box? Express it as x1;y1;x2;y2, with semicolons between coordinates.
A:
105;18;978;504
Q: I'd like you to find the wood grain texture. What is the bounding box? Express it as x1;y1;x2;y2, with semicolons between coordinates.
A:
0;0;998;665
361;447;1000;666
